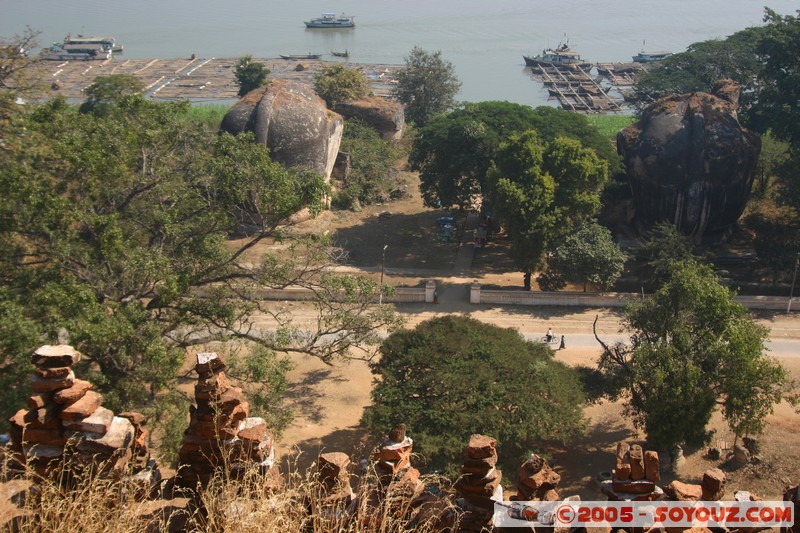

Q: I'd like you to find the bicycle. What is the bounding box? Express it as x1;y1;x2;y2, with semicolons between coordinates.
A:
541;334;560;346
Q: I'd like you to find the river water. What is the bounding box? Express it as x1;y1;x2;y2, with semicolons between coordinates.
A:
3;0;797;107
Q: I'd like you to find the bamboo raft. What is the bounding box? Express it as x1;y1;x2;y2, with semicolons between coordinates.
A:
534;65;624;113
35;56;402;102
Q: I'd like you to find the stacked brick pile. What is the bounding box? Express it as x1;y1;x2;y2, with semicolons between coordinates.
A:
316;452;354;509
663;467;727;502
176;352;275;488
358;424;425;528
514;453;561;501
453;434;503;532
602;442;662;501
7;345;140;482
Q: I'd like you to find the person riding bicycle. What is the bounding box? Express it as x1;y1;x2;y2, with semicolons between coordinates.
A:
546;327;554;343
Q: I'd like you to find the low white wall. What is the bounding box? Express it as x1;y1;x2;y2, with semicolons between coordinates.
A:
254;286;427;303
473;286;793;311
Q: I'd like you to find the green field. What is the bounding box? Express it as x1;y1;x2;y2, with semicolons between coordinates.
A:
586;115;637;139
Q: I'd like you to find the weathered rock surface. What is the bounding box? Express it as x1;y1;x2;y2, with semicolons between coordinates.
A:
332;96;405;141
617;80;761;242
220;79;343;181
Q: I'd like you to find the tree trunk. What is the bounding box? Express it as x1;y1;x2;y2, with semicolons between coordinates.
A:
523;272;532;291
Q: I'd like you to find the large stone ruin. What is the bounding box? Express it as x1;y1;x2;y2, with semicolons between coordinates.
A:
7;345;156;488
618;80;761;242
219;79;344;181
176;352;276;488
602;442;663;501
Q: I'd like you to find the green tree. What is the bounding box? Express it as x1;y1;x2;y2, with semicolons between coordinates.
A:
0;28;43;95
631;26;765;115
234;55;269;97
633;221;702;288
362;316;586;473
0;93;402;434
409;102;618;211
488;131;608;289
393;46;461;127
594;261;796;449
538;220;627;292
314;65;369;107
745;209;800;285
79;74;144;116
334;119;397;209
755;9;800;211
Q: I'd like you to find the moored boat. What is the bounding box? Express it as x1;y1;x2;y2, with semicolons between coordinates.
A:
632;50;672;63
41;42;112;61
279;53;322;60
523;42;592;70
305;13;355;28
64;34;123;53
331;50;349;58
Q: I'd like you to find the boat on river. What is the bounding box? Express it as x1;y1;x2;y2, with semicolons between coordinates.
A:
42;42;112;61
331;50;349;58
523;42;592;70
305;13;355;28
64;34;123;53
632;50;672;63
279;53;322;60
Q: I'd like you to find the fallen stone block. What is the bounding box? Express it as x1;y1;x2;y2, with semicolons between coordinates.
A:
465;434;497;459
63;406;114;435
612;479;656;494
60;391;103;421
30;372;74;393
629;444;645;480
665;480;703;501
53;379;93;405
195;352;226;378
75;416;134;455
33;366;72;379
644;450;660;482
26;393;52;410
31;345;81;368
615;442;631;481
701;467;726;500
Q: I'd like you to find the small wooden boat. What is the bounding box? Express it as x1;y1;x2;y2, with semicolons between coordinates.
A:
331;50;349;58
279;53;322;60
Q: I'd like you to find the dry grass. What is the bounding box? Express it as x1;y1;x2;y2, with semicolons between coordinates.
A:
0;452;462;533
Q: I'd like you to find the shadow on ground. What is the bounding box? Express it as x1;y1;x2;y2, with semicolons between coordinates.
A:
284;369;347;423
280;425;373;475
332;211;462;271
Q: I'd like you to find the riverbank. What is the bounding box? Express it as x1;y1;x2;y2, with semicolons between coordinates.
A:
38;56;402;103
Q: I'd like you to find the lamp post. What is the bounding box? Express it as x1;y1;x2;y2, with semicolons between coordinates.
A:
379;244;388;305
788;252;800;313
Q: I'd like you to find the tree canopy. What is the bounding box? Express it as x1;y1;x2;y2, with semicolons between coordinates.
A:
313;64;369;107
594;261;796;449
630;26;765;116
0;83;402;435
537;220;627;292
362;316;586;473
409;102;619;211
488;131;608;289
393;46;461;127
334;119;398;209
234;55;270;97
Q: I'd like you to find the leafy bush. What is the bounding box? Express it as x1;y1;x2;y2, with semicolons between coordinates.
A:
314;65;369;107
333;119;398;209
362;316;586;473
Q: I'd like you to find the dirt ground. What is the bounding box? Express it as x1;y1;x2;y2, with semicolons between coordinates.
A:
274;171;800;501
